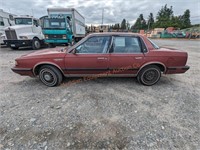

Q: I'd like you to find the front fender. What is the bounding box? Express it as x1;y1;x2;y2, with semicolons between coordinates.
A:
33;62;64;76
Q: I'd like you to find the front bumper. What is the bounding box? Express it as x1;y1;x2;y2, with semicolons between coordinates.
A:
166;65;190;74
4;40;32;48
11;67;34;77
44;39;70;44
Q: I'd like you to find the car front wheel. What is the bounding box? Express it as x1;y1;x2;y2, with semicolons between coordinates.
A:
137;65;161;86
39;65;63;87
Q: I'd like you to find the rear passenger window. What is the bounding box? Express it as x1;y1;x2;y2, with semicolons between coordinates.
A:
112;36;141;53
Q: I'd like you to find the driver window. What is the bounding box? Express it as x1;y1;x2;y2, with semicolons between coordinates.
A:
76;36;110;54
33;20;38;26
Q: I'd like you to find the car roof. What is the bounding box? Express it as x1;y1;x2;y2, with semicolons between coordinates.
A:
88;32;141;37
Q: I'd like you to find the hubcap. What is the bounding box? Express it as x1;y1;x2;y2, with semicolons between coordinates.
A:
141;68;160;85
145;71;156;81
35;41;40;48
44;73;52;81
39;68;58;86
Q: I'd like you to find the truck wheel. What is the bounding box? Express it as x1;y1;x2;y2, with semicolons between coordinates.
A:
10;46;19;50
39;65;63;87
137;65;161;86
32;38;41;50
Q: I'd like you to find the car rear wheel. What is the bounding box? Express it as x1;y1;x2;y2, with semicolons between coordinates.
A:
137;65;161;86
39;65;63;87
32;38;41;50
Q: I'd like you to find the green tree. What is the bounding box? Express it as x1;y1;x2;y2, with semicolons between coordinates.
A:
182;9;191;28
147;13;154;30
121;19;127;30
170;15;182;28
132;14;147;30
113;23;120;30
154;4;173;28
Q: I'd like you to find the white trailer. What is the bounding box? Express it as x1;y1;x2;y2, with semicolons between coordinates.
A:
47;8;85;41
0;9;15;44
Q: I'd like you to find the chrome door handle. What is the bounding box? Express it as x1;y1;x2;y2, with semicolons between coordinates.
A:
135;57;142;59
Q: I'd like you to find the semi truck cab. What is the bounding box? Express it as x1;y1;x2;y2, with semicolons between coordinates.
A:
3;16;44;50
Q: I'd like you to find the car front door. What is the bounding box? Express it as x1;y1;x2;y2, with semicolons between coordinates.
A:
64;36;111;76
109;36;145;75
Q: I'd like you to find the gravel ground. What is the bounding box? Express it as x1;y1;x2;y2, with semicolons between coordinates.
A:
0;39;199;150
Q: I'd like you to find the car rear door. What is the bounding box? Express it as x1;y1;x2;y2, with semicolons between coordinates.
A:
64;36;111;76
108;36;145;75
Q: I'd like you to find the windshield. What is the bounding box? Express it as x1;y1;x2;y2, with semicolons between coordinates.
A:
15;18;32;25
147;38;160;49
43;18;67;29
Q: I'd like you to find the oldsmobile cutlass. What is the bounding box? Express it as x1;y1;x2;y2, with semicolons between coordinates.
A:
12;33;189;86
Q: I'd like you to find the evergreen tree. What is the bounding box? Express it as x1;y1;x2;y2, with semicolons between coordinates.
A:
132;14;147;30
147;13;154;30
182;9;191;28
154;4;173;28
121;19;127;30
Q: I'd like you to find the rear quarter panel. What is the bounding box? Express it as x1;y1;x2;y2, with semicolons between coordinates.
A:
142;49;188;73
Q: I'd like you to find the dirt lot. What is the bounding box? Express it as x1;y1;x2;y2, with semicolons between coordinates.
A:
0;39;199;150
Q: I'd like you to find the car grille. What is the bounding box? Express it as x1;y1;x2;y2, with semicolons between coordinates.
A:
5;29;17;40
47;34;63;39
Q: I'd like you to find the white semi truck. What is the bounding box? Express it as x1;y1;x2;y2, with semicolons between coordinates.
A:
42;8;85;47
0;9;15;44
2;16;44;50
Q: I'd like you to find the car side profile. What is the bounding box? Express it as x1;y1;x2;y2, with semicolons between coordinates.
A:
11;33;189;86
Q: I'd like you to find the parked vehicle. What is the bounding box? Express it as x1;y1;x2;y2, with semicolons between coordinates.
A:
172;31;186;38
42;8;85;47
0;9;15;44
11;33;189;87
3;16;44;50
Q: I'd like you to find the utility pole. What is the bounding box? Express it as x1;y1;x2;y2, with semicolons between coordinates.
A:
102;8;104;25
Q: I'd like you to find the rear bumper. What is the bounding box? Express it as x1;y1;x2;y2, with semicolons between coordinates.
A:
166;65;190;74
11;67;35;77
4;40;32;47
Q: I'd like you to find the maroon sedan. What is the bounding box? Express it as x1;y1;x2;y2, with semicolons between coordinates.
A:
12;33;189;86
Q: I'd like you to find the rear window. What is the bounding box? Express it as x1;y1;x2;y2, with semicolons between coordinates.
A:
112;36;142;53
147;38;159;49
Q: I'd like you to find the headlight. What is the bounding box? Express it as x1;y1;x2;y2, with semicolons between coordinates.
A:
63;35;67;39
15;60;18;66
45;35;48;39
19;36;28;40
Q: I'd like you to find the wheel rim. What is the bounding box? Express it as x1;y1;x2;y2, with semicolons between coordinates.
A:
39;68;57;86
141;68;160;85
34;40;40;49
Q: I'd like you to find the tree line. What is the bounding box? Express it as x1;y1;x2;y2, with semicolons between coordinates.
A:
110;4;191;31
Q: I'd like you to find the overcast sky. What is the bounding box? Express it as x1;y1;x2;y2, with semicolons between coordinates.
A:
1;0;200;25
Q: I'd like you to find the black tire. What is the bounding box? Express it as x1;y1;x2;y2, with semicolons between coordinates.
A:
49;43;56;48
39;65;63;87
137;65;161;86
10;46;19;50
32;38;41;50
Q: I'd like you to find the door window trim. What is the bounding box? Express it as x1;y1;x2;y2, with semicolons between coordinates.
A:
71;35;112;54
109;35;148;54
